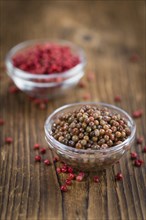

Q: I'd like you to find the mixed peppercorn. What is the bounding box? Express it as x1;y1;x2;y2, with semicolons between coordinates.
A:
51;105;131;150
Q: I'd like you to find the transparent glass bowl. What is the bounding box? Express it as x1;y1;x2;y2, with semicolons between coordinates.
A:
5;39;86;99
44;102;136;171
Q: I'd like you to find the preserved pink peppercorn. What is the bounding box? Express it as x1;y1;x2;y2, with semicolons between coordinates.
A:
13;44;80;75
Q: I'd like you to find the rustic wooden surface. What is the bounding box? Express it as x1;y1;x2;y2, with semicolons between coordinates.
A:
0;1;146;220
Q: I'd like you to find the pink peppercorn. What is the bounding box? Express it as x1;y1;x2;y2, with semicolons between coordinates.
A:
56;167;62;174
67;166;73;173
33;99;42;105
61;166;68;173
115;172;123;181
93;176;99;183
83;93;91;100
60;185;68;192
134;159;144;167
65;179;72;186
35;155;41;162
114;95;122;102
39;102;46;110
130;152;137;160
76;175;84;182
9;85;19;94
0;118;4;125
76;172;85;182
53;157;59;163
142;146;146;153
5;137;13;144
132;110;143;118
13;44;80;75
33;143;40;150
78;172;85;176
40;148;46;154
68;173;75;180
129;54;139;62
87;72;95;81
44;159;51;165
137;137;143;144
78;80;86;88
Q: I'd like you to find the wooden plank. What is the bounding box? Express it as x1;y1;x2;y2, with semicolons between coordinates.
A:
0;1;145;220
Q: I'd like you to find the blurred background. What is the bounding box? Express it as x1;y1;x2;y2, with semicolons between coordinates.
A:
1;1;145;62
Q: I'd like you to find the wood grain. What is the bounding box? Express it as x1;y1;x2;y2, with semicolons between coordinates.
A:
0;1;146;220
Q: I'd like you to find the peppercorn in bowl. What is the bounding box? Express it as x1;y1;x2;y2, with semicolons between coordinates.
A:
44;102;136;171
5;39;86;99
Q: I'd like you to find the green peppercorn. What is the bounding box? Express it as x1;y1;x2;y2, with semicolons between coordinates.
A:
81;139;87;146
72;135;79;142
84;136;89;141
76;142;82;149
58;136;64;142
86;126;92;133
104;135;109;141
100;129;105;135
82;122;87;128
101;144;108;149
94;120;99;126
92;136;98;142
94;129;100;136
115;131;121;138
79;117;84;122
121;131;126;138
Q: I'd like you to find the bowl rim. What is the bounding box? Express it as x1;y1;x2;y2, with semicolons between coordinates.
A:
44;102;136;154
5;39;86;80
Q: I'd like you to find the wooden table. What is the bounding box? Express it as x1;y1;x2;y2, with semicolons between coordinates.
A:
0;1;145;220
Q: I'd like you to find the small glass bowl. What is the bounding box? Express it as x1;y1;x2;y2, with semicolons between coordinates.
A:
44;102;136;171
5;39;86;99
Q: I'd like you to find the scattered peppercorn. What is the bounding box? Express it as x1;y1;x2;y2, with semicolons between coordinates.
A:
44;159;51;165
114;95;122;102
76;175;84;182
67;167;73;173
53;157;59;162
115;172;123;181
65;179;72;186
13;43;80;74
60;185;68;192
61;165;68;173
82;93;91;100
137;136;143;144
5;137;13;144
51;105;131;150
33;143;40;150
130;152;137;160
134;159;144;167
68;173;76;180
35;155;41;162
40;148;46;154
129;53;139;62
56;167;62;174
78;80;86;88
93;176;99;183
142;146;146;153
87;72;95;81
0;118;4;125
9;85;19;94
132;110;143;118
39;102;47;110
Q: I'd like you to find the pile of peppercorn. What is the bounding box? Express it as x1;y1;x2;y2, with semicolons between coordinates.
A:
12;43;80;74
51;105;131;150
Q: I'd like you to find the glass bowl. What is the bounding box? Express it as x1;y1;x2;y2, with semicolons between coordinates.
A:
5;39;86;99
44;102;136;171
